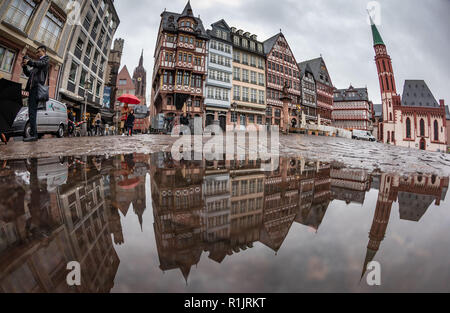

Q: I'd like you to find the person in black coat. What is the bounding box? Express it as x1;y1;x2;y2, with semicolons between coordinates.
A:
22;45;49;142
125;109;136;136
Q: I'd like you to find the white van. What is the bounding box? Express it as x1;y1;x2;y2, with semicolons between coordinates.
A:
352;129;376;142
9;99;68;139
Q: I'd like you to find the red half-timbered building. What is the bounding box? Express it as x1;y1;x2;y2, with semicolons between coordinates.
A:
150;1;209;126
263;32;302;132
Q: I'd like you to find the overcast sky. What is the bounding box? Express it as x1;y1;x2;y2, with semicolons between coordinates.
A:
113;0;450;106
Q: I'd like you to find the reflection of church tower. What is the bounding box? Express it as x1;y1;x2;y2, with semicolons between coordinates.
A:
361;173;396;279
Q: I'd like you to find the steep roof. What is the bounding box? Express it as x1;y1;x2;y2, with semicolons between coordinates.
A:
401;80;440;108
445;106;450;120
398;192;434;222
210;19;230;31
373;103;383;118
334;86;369;102
369;17;385;46
160;4;209;40
117;65;136;90
298;62;314;79
181;0;194;17
263;33;281;55
298;57;333;87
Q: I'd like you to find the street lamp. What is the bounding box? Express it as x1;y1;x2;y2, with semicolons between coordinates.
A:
82;79;92;136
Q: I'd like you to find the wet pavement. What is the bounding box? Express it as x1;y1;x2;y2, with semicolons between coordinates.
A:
0;152;449;292
1;134;449;176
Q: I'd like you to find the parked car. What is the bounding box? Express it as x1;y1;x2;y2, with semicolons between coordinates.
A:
7;99;68;139
352;129;376;141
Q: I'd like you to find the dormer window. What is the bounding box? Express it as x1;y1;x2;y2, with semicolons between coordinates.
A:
181;21;185;27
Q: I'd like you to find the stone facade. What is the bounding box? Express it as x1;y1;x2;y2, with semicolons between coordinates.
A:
58;0;119;124
105;38;124;115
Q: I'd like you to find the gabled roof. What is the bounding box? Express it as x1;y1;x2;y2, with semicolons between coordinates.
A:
398;192;434;222
117;65;136;90
263;32;281;55
373;103;383;118
334;86;369;102
298;62;314;79
211;19;231;31
401;80;440;108
207;19;232;43
298;57;333;87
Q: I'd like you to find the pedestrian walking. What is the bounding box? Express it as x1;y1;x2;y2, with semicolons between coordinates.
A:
125;109;135;136
94;112;102;136
22;45;49;142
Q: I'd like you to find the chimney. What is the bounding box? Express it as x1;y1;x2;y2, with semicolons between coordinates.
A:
439;99;445;107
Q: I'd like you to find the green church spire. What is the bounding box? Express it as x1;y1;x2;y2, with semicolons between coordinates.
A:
368;14;385;46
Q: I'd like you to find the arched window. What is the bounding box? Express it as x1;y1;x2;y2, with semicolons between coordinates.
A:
420;119;425;137
406;118;411;138
385;76;390;91
434;120;439;141
390;113;393;121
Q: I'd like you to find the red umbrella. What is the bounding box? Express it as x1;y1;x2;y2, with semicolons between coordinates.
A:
117;94;141;105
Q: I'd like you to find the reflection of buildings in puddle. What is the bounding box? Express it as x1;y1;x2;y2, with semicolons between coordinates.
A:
150;153;449;283
330;168;371;205
0;157;122;292
150;154;334;281
360;173;449;279
1;154;449;290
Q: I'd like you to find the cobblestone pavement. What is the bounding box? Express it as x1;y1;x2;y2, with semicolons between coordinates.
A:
1;134;449;176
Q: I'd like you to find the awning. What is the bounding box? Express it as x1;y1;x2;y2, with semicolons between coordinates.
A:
234;108;265;116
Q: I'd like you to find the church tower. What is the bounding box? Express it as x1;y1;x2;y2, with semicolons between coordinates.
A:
370;16;398;143
133;50;147;105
